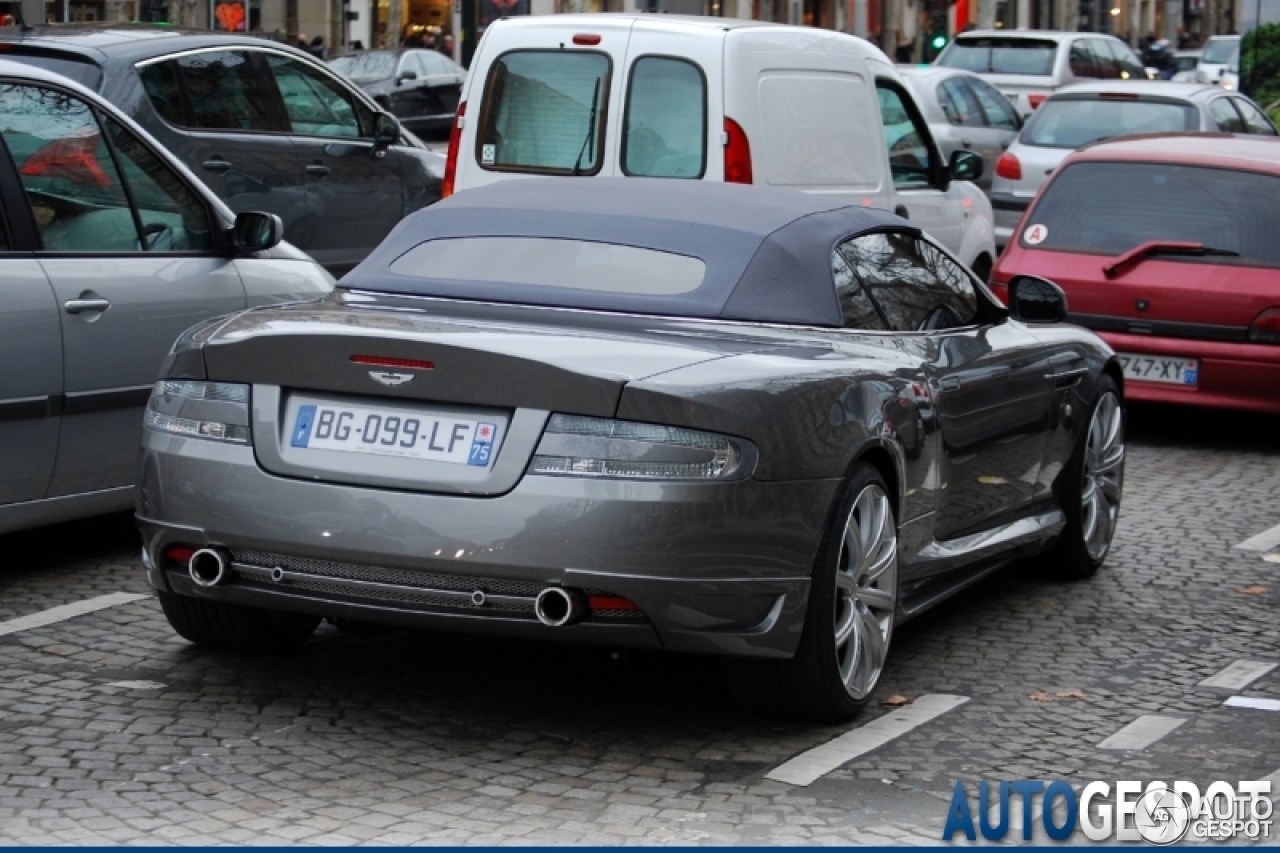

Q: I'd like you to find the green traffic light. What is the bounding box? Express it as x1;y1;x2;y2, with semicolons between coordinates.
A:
931;34;948;49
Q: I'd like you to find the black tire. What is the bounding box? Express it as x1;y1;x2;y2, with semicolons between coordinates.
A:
1044;375;1125;580
970;254;992;284
726;463;899;723
158;591;321;652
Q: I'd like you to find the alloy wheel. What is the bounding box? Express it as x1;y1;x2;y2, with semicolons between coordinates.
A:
1081;391;1125;562
834;484;898;701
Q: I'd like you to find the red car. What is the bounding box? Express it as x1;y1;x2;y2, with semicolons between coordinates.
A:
991;133;1280;414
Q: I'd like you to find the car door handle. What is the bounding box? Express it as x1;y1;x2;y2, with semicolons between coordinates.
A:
202;158;232;173
938;376;962;390
64;296;111;315
961;138;973;148
894;205;909;219
306;163;331;177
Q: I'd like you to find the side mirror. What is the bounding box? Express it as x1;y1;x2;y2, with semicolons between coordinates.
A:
1008;275;1068;324
949;149;984;183
373;111;400;150
230;210;283;254
395;70;417;85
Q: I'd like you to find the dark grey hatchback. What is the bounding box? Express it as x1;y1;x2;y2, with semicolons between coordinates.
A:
0;25;444;275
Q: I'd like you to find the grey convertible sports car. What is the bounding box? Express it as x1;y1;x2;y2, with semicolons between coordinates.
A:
135;179;1126;722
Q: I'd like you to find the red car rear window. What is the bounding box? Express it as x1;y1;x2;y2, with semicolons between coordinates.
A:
1020;161;1280;268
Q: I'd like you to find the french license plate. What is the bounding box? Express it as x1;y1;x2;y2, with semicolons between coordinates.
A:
289;401;498;466
1117;353;1199;386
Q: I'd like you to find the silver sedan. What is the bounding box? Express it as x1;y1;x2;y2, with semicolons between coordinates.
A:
898;66;1023;193
990;80;1278;247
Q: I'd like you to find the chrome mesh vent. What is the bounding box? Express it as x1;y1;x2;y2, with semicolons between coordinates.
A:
233;550;543;597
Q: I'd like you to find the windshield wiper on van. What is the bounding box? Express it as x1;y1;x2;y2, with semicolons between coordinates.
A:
1103;240;1239;279
571;78;601;176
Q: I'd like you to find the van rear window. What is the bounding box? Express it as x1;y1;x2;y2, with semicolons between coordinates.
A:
939;38;1058;76
1023;161;1280;267
623;57;706;179
476;50;610;175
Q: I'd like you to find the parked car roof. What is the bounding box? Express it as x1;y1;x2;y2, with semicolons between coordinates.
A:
945;29;1111;42
1072;131;1280;171
0;24;311;63
350;178;909;327
1047;79;1224;99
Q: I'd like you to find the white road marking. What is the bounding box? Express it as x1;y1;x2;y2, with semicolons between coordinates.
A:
1199;660;1278;690
1224;696;1280;712
0;592;149;638
1235;521;1280;552
1097;715;1186;750
105;681;166;690
765;694;969;787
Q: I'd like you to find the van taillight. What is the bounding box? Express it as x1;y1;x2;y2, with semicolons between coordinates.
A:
995;152;1022;181
1028;94;1047;110
724;118;752;184
442;101;465;199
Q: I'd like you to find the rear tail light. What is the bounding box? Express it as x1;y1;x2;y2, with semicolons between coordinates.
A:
1028;94;1047;110
531;414;751;480
995;152;1022;181
20;129;111;186
587;594;641;613
166;546;196;565
1249;307;1280;344
145;381;251;444
724;117;753;184
442;101;465;198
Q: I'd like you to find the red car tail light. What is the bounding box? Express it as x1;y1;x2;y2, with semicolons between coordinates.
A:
724;117;753;184
995;152;1022;181
1249;307;1280;344
350;355;435;370
20;130;111;186
1028;94;1047;110
442;101;465;199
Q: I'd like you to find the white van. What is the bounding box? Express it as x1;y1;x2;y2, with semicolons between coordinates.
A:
442;14;997;277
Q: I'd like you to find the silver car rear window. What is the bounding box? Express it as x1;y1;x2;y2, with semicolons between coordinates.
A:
1023;98;1198;148
939;38;1058;76
389;237;706;295
1024;161;1280;267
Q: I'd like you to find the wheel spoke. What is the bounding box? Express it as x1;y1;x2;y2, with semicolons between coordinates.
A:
835;569;858;594
858;586;895;612
864;540;897;584
1094;444;1125;475
834;602;856;648
854;607;885;688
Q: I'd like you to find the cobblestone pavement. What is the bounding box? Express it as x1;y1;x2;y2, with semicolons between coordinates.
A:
1;405;1278;845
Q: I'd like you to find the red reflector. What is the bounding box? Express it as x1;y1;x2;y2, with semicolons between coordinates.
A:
1028;94;1047;110
350;355;435;370
1249;307;1280;344
166;546;195;563
1098;92;1140;100
442;101;465;199
724;117;753;184
20;129;111;186
995;151;1022;181
572;33;602;45
588;595;641;612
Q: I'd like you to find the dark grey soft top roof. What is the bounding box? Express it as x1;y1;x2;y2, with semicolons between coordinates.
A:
345;178;915;327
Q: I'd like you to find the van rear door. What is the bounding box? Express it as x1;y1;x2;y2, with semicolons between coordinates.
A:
617;22;723;182
457;20;632;190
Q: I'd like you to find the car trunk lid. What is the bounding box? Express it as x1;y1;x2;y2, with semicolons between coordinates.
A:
200;295;758;495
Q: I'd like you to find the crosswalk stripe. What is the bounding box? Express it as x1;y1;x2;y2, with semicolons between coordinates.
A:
1199;660;1278;690
1235;521;1280;552
0;593;149;638
765;694;969;787
1224;697;1280;712
1097;715;1186;750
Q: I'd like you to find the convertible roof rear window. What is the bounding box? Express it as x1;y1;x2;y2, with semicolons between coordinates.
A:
390;237;706;295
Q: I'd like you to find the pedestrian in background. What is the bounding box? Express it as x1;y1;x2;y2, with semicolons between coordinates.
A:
309;35;328;60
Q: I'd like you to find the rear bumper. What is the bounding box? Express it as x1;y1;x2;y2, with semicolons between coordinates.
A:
136;433;839;658
1099;331;1280;414
990;193;1031;247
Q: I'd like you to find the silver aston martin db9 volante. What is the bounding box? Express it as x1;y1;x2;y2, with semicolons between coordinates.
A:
136;179;1125;722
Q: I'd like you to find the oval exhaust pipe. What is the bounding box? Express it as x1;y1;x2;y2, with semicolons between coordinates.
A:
534;587;587;627
188;548;229;587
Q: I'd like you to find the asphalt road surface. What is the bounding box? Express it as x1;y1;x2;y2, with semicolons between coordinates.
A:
1;403;1277;844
